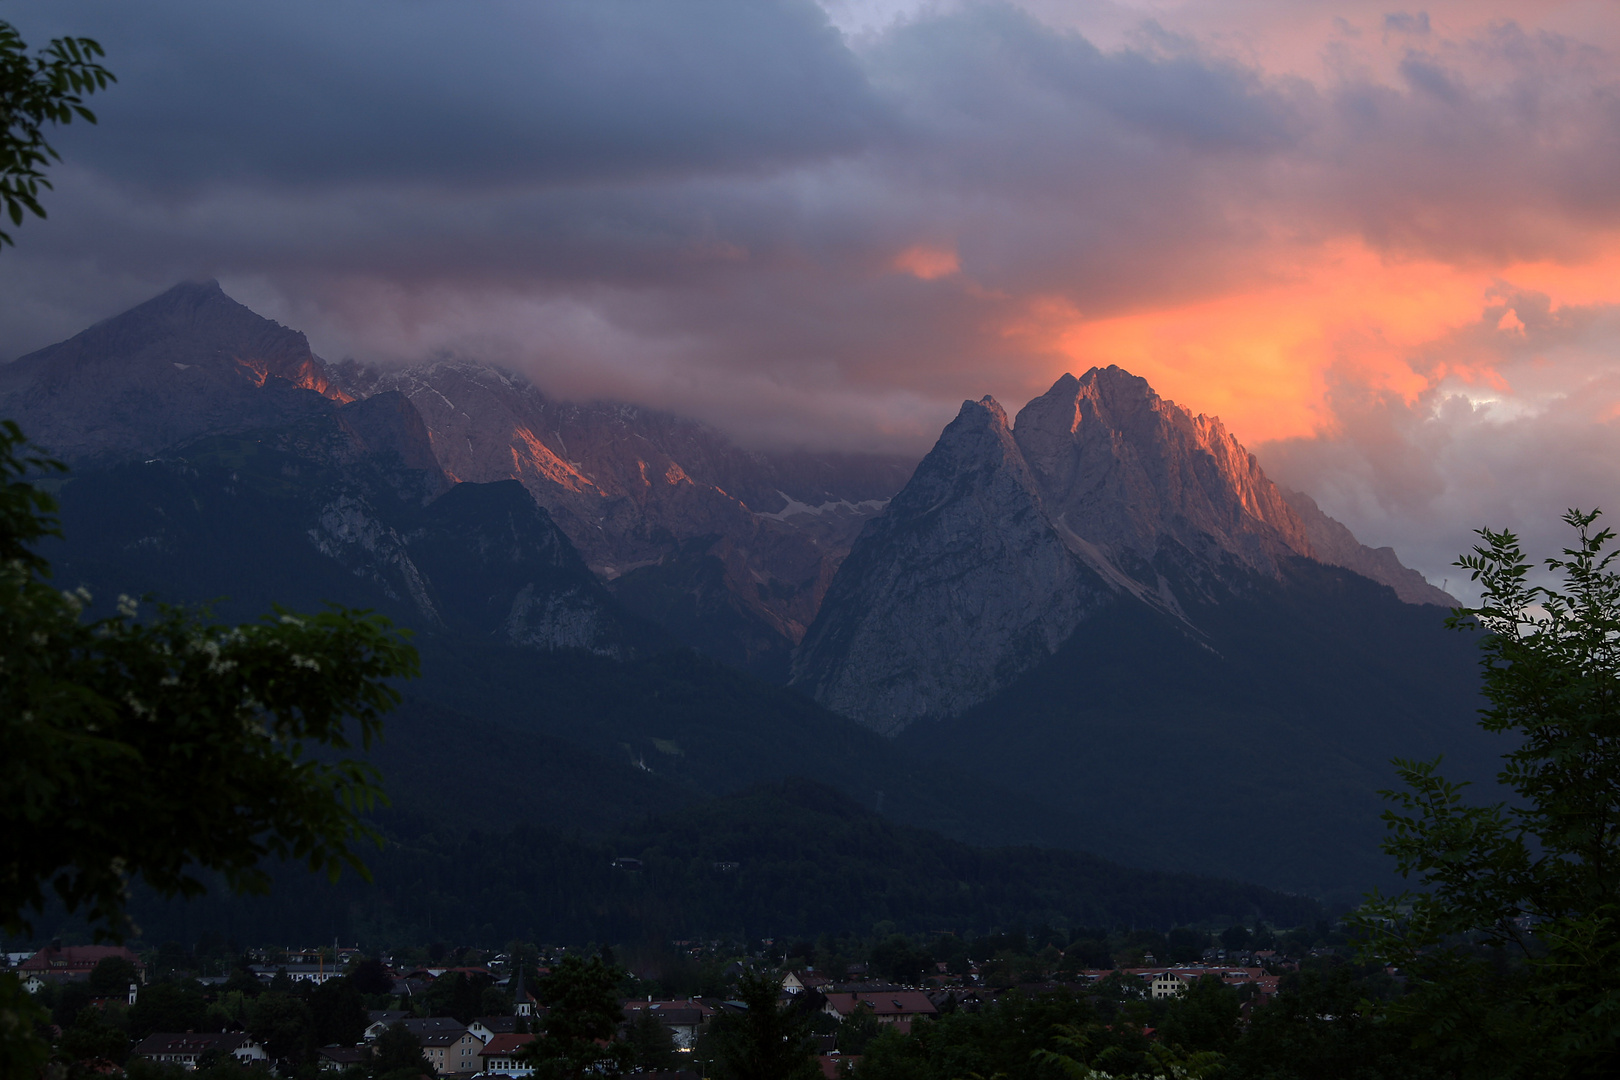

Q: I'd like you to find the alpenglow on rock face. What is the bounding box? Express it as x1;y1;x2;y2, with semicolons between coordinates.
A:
791;366;1452;732
341;358;914;677
1013;370;1313;572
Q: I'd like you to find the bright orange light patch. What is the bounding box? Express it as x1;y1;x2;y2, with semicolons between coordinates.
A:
1023;235;1620;446
893;245;960;281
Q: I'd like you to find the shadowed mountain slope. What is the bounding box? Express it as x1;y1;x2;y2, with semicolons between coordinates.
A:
110;779;1324;949
795;367;1484;898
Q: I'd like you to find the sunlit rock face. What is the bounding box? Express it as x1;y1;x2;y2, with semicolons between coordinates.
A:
793;367;1452;732
0;281;349;464
340;358;914;677
1014;368;1313;576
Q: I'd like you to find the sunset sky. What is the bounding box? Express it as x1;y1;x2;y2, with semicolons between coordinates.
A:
4;0;1619;591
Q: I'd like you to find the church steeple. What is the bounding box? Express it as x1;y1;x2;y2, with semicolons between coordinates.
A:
511;966;532;1018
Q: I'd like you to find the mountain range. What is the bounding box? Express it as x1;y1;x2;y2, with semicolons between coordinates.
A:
3;280;1495;920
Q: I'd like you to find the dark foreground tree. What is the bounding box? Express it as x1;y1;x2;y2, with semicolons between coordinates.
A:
1;421;418;937
372;1022;431;1080
624;1007;677;1072
2;18;115;1071
87;955;140;996
1;17;113;245
524;954;631;1079
1358;509;1620;1078
0;416;416;1074
707;968;819;1080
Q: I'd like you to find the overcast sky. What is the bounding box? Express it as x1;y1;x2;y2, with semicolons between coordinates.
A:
4;0;1619;591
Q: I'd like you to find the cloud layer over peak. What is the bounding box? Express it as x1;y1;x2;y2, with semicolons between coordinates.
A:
3;0;1620;583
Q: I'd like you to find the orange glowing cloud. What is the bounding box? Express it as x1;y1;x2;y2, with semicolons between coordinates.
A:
1018;234;1620;448
892;245;960;281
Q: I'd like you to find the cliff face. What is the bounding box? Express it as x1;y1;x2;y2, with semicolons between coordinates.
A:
792;397;1112;734
341;359;914;677
1014;368;1313;573
793;367;1452;730
0;283;915;679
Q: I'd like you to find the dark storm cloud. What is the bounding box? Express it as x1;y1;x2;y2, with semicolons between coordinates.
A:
16;0;884;189
872;7;1303;157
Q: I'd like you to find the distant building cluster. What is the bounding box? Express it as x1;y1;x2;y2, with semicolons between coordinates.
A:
7;932;1330;1078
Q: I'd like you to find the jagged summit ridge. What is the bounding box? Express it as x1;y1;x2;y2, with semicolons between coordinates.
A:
1014;366;1313;575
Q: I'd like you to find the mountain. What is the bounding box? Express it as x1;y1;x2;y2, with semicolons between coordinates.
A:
1279;487;1455;606
27;348;1124;871
0;280;349;465
789;395;1116;733
794;367;1454;730
46;395;659;659
339;360;915;679
0;282;917;679
793;367;1483;898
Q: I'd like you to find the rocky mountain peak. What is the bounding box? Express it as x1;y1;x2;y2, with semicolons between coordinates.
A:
0;280;350;463
794;365;1453;731
1013;366;1312;573
884;395;1022;513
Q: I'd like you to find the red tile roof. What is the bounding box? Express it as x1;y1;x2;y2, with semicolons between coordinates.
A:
822;991;937;1019
478;1033;535;1058
19;945;142;975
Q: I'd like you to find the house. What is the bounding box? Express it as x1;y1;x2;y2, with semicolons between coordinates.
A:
399;1017;483;1075
19;944;145;986
316;1046;370;1072
1149;973;1189;1000
132;1033;267;1070
821;991;937;1032
364;1010;412;1041
478;1033;536;1076
620;999;716;1049
249;963;342;985
782;970;832;995
470;1015;521;1039
438;965;493;982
